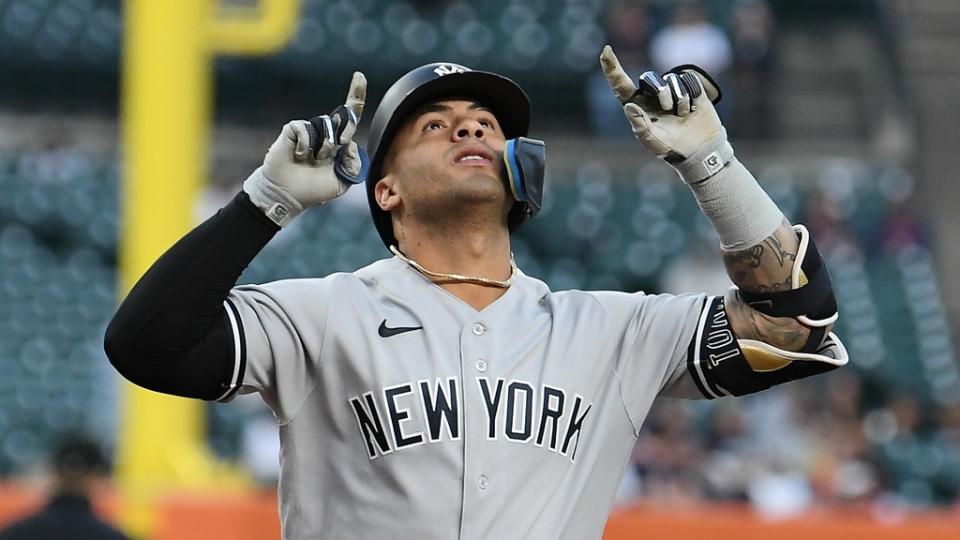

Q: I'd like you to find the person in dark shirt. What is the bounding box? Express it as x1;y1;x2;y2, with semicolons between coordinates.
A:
0;435;128;540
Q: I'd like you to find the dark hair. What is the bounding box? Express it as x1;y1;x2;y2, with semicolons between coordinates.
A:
53;434;110;478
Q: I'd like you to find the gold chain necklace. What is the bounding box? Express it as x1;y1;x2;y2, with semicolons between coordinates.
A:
390;245;517;289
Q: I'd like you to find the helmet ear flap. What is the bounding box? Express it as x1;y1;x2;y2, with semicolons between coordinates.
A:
503;137;546;222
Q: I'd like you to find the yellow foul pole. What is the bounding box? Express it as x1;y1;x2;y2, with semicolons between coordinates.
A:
118;0;297;536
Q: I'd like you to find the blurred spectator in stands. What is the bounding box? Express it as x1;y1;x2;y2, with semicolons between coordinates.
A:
823;370;864;425
649;0;732;120
632;400;704;503
932;402;960;504
808;372;878;506
877;200;929;256
659;233;731;296
723;387;817;517
700;400;752;501
587;0;652;137
888;392;923;440
729;0;776;139
936;402;960;446
0;434;127;540
801;187;858;252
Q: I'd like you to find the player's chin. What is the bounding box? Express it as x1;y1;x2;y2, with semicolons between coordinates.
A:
451;167;502;187
449;172;509;201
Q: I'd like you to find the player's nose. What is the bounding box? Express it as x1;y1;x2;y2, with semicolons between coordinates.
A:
452;118;486;141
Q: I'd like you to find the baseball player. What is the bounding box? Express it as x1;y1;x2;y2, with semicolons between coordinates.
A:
105;47;847;539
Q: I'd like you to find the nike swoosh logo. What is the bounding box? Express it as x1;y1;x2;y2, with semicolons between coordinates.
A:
378;319;423;338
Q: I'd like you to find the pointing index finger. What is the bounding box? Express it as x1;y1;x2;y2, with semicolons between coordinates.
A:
345;71;367;119
600;45;637;103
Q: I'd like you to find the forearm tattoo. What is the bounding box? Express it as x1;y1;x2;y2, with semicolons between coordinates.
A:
722;219;797;294
722;289;809;351
721;219;811;351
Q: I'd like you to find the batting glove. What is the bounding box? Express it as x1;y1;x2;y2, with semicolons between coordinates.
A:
600;45;732;184
244;71;367;227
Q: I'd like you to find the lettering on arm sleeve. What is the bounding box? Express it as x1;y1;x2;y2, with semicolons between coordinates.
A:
686;295;746;399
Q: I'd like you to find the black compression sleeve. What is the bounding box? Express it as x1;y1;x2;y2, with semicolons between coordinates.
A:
103;191;279;400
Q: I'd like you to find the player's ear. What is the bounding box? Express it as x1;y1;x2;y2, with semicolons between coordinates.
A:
375;175;401;211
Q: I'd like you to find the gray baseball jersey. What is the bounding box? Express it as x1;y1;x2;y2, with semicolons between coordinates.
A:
221;256;722;539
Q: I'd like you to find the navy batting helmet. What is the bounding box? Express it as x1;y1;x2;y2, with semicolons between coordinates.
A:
365;62;541;249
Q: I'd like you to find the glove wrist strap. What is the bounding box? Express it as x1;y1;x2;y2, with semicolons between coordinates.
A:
243;166;304;227
671;137;735;184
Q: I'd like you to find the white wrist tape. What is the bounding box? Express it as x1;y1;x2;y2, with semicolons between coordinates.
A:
673;138;735;184
688;157;784;251
243;166;304;227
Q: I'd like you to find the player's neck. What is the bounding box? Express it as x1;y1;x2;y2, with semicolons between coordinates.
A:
397;224;512;311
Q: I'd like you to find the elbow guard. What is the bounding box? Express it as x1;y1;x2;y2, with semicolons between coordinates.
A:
687;225;849;398
738;224;838;352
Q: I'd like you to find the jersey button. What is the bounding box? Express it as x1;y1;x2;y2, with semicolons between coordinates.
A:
476;359;487;372
472;323;486;336
478;475;489;490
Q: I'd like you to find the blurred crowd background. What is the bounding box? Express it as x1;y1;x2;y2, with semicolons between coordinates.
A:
1;0;960;530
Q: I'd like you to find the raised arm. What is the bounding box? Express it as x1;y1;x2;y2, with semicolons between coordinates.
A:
600;47;846;398
104;73;366;400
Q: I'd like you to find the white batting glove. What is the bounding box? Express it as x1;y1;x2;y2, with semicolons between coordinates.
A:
244;71;367;226
600;45;732;184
